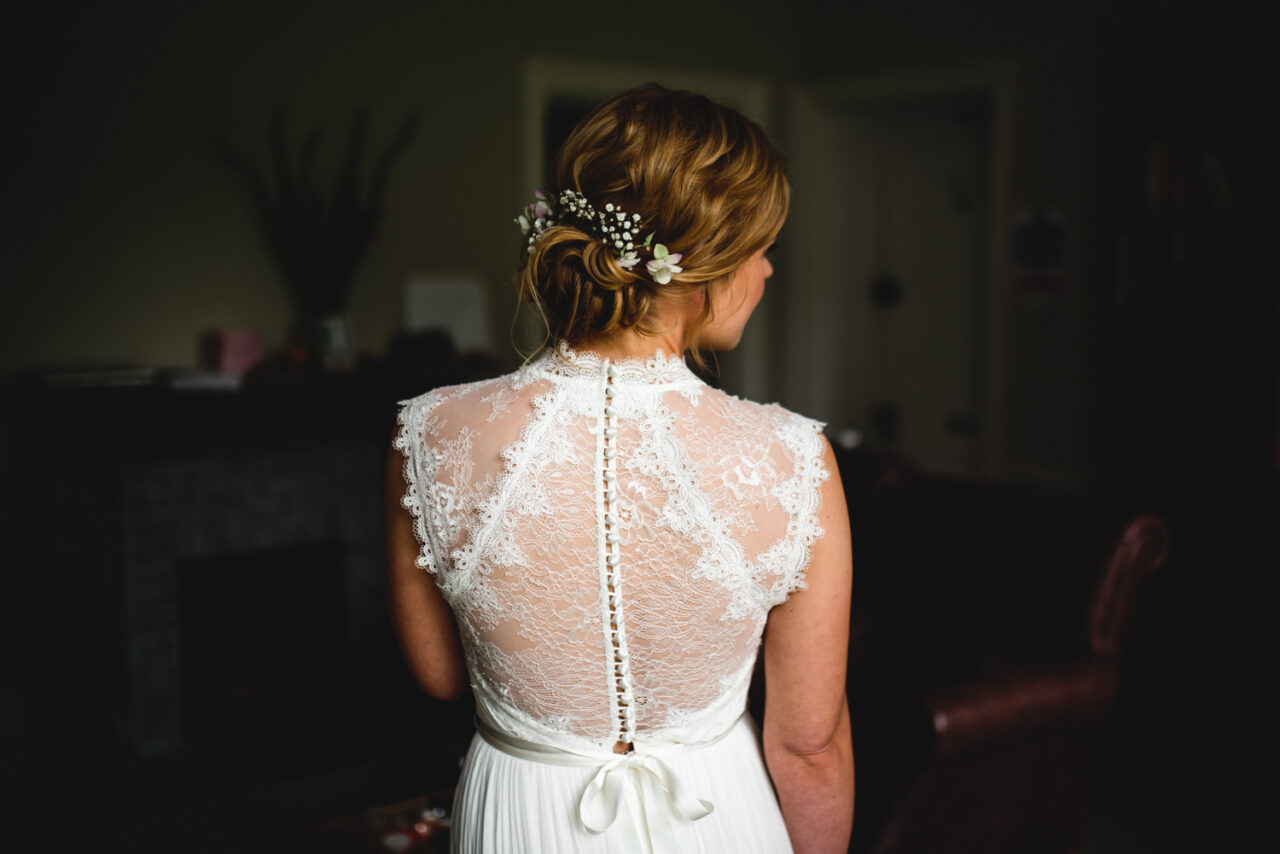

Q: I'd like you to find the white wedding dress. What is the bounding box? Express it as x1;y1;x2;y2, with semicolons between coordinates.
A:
394;342;829;853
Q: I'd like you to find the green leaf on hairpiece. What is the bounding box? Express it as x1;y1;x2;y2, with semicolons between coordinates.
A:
643;233;654;248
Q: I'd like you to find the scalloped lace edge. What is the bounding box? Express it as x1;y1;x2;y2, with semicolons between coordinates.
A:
393;393;443;577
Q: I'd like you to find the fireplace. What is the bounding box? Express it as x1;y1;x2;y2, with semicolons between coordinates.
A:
178;541;346;749
11;378;478;805
119;448;385;759
5;376;481;814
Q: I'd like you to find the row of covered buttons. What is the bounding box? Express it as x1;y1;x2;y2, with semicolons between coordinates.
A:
602;363;635;741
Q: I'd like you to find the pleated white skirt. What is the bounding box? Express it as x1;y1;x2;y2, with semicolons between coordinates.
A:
450;715;793;853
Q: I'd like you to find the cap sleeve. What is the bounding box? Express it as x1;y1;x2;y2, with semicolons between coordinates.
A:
393;393;448;576
756;410;830;610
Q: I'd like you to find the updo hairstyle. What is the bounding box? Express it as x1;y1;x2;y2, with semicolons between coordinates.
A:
517;84;789;355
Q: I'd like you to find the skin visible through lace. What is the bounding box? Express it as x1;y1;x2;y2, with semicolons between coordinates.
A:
602;364;635;754
394;345;829;751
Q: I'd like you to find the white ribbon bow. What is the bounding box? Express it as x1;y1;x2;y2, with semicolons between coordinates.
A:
579;750;715;852
474;708;740;852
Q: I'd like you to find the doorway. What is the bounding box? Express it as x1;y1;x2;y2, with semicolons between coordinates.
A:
787;64;1015;478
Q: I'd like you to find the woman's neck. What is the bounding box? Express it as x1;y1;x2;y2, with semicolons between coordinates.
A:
576;319;689;363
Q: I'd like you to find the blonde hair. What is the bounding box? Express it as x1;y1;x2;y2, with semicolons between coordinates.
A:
516;84;789;363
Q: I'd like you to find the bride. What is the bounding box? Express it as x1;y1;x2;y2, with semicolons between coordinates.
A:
387;84;854;853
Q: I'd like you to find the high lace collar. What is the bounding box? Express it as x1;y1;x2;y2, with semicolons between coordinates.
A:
533;340;701;387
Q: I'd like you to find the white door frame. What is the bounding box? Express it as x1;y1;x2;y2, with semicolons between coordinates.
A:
518;58;776;399
787;61;1016;479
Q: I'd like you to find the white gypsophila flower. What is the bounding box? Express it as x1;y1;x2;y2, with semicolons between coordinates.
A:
516;189;687;279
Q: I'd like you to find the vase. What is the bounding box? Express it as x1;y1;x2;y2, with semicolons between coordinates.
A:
314;314;353;371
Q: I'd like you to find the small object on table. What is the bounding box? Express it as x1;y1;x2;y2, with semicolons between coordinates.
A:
366;792;452;853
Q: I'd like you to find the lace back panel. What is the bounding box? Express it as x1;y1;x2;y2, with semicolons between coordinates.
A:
395;344;827;752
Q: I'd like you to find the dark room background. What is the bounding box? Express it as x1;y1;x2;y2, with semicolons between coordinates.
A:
1;0;1273;851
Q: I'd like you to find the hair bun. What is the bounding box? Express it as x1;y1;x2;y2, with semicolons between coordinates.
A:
518;227;652;343
578;238;635;292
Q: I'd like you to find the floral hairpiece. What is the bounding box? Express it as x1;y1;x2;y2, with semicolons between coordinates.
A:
516;189;683;285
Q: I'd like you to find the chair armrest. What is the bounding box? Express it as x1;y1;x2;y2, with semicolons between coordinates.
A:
925;660;1119;759
1091;514;1171;656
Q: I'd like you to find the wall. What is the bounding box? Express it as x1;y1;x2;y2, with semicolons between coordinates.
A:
0;0;798;375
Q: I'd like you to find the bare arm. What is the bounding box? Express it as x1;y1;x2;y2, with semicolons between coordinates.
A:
385;443;468;701
763;437;855;853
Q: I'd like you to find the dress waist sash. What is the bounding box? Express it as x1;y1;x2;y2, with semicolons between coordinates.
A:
474;710;744;853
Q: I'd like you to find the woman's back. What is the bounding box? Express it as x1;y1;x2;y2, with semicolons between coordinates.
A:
395;343;828;753
387;85;852;852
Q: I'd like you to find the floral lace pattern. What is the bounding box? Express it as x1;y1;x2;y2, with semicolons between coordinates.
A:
394;345;828;752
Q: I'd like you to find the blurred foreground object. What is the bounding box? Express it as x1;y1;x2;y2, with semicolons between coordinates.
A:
200;327;262;377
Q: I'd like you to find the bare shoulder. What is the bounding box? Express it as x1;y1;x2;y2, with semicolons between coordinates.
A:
393;369;538;453
397;373;511;422
700;387;828;447
763;432;851;749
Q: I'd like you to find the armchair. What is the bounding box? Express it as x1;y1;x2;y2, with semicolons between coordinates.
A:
832;446;1169;854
